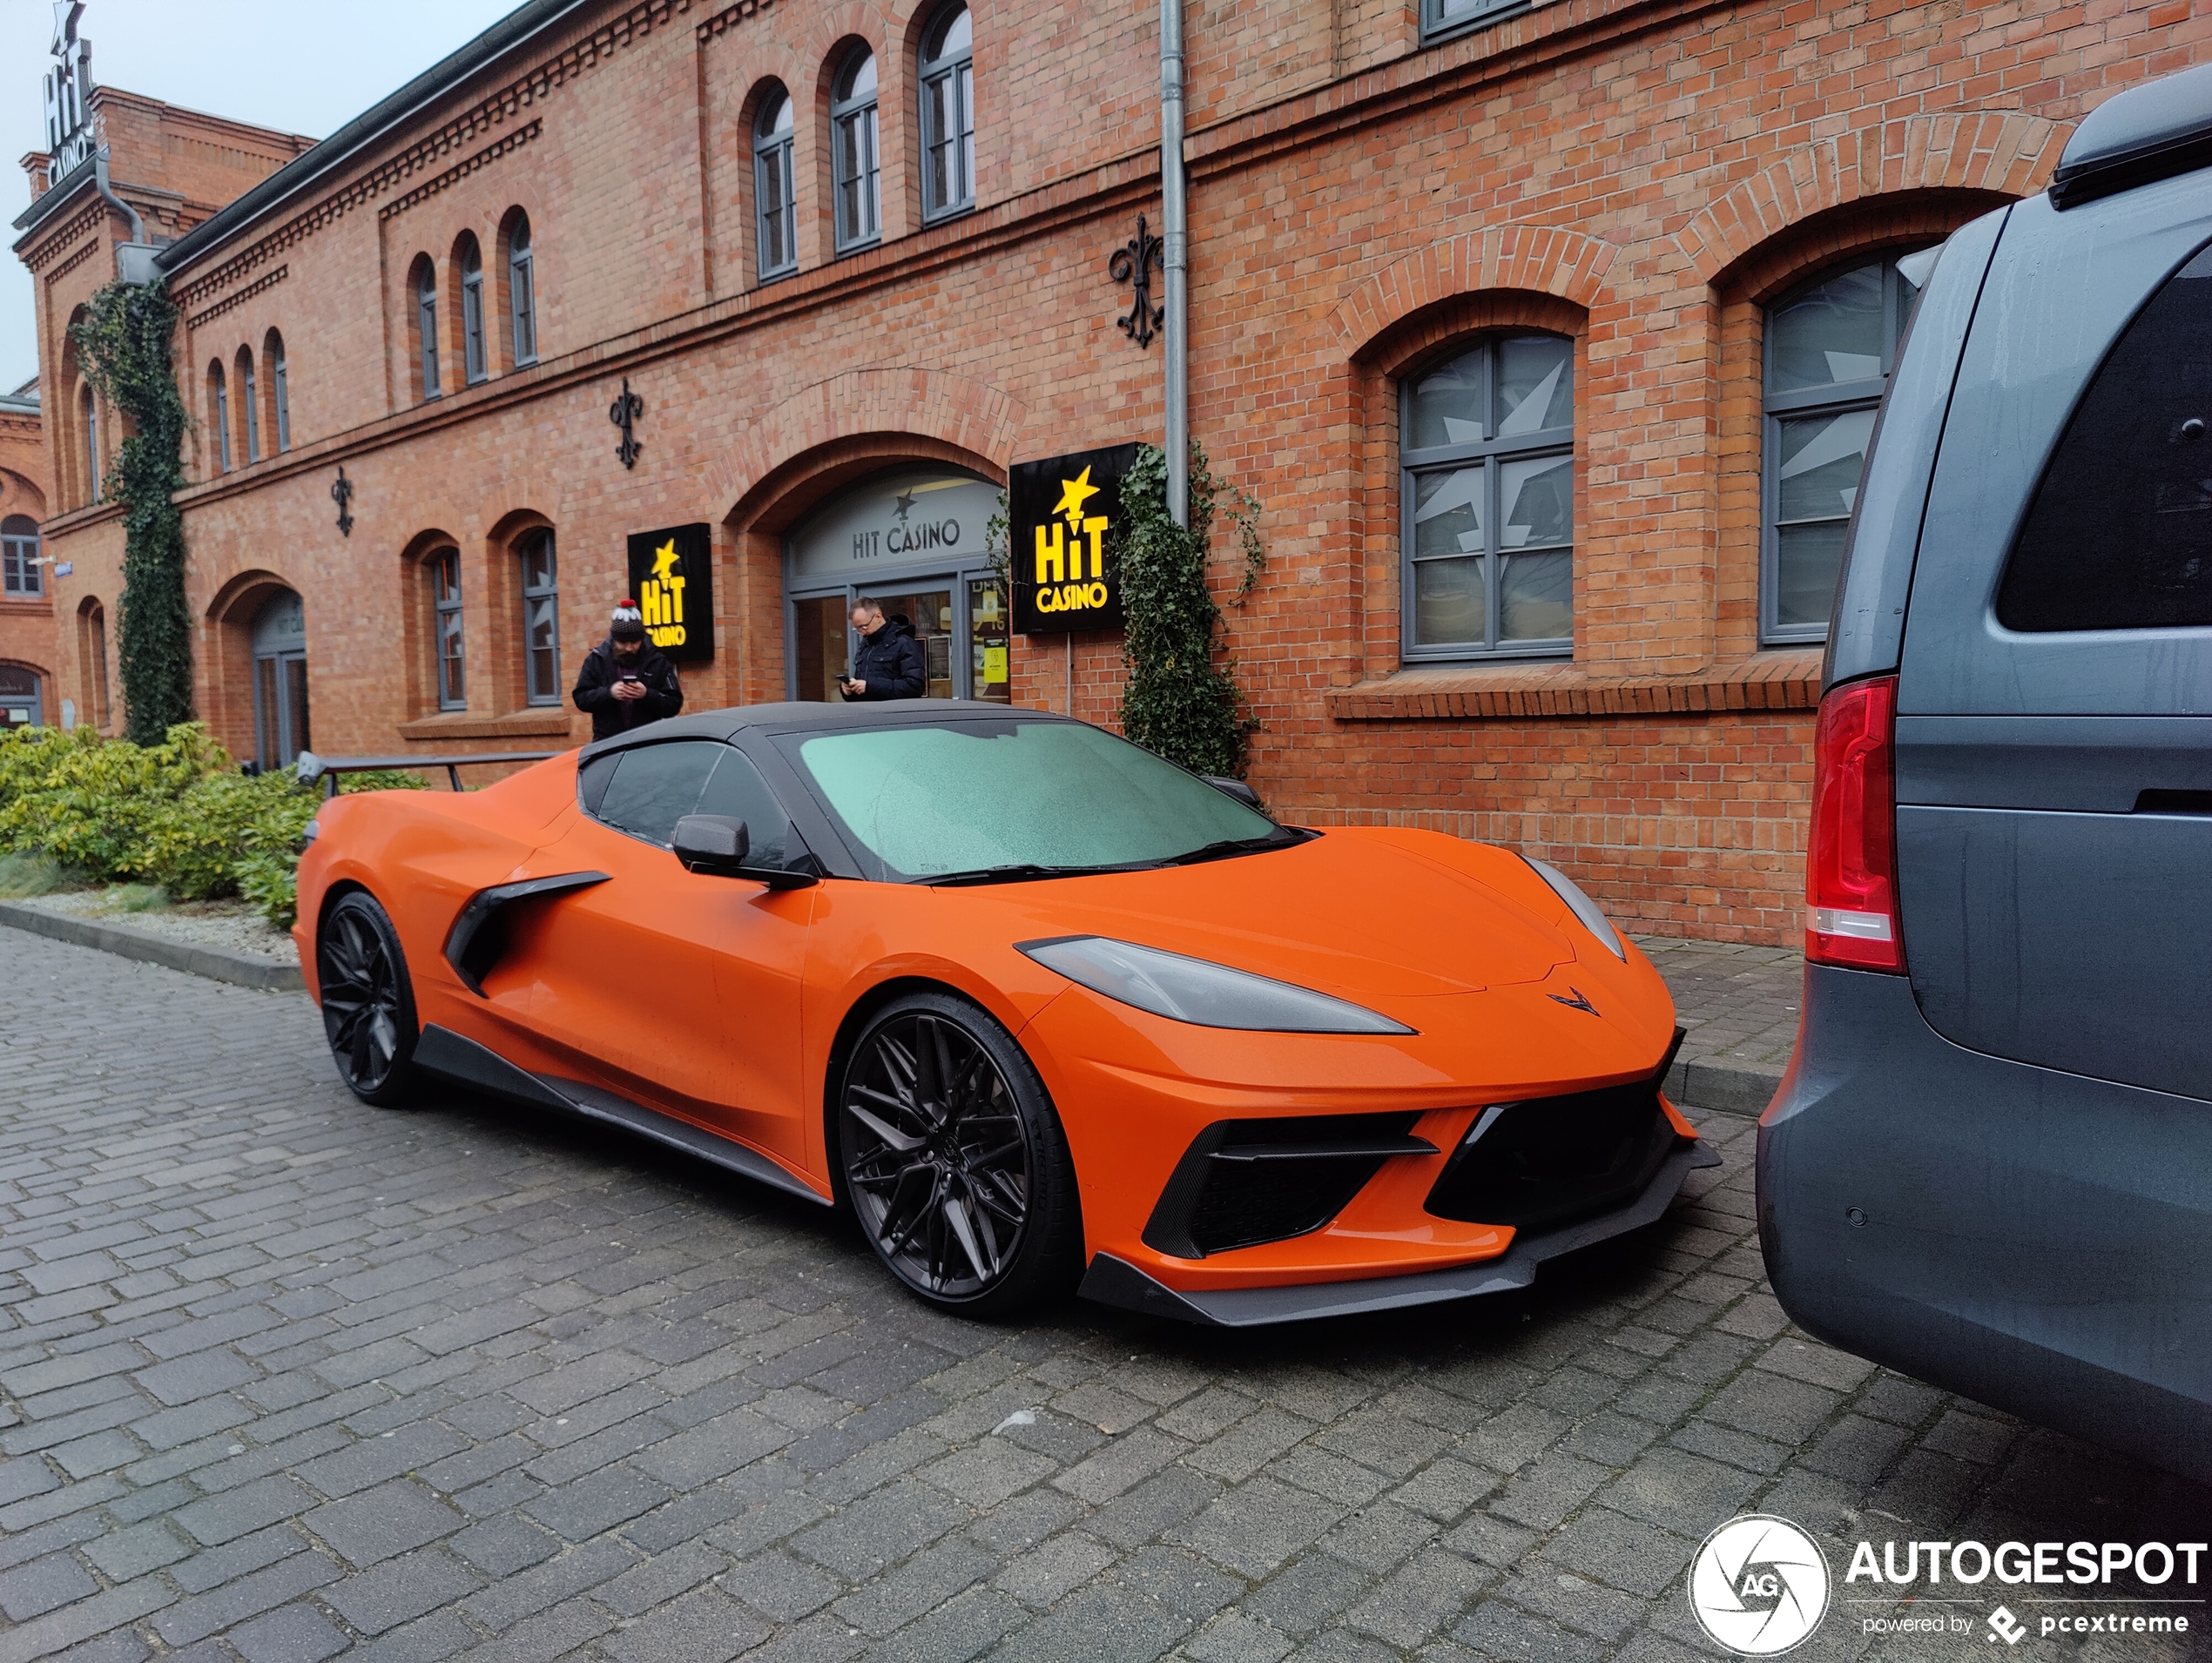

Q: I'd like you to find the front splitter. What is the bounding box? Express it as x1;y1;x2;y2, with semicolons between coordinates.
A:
1079;1139;1721;1327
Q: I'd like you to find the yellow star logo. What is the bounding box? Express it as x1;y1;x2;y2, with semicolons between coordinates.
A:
1052;467;1101;527
649;538;681;585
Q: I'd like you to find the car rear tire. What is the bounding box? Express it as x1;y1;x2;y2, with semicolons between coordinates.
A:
837;990;1082;1318
318;891;421;1108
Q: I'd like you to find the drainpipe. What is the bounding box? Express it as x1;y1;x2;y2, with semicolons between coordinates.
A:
1160;0;1188;528
95;149;160;286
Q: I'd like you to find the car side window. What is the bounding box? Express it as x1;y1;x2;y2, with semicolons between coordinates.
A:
590;741;725;847
694;749;788;868
1997;241;2212;632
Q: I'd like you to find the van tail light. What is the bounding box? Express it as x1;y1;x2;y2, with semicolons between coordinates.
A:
1807;674;1905;973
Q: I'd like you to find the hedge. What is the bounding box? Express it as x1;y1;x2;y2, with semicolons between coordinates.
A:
0;724;422;928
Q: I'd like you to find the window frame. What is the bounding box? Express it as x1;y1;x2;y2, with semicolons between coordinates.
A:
509;216;537;367
753;88;798;282
1398;333;1578;663
416;263;441;400
519;529;562;708
1420;0;1531;47
832;48;881;254
268;333;290;452
431;547;466;711
239;348;260;465
82;384;102;498
918;3;974;225
1;518;40;600
1758;253;1924;646
459;237;488;385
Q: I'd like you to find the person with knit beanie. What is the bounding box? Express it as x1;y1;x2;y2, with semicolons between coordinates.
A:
572;597;684;740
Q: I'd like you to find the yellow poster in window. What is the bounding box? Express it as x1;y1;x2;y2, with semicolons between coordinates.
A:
983;646;1008;683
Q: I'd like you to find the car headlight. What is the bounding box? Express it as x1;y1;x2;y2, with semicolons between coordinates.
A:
1523;858;1625;959
1017;935;1414;1034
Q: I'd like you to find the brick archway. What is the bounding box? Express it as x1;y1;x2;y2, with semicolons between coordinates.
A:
1327;226;1622;359
705;367;1025;706
705;367;1025;519
1672;112;2067;287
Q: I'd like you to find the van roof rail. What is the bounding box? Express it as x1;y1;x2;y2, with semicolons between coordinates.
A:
2050;62;2212;210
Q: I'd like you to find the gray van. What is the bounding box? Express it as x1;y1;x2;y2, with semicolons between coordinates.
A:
1758;64;2212;1485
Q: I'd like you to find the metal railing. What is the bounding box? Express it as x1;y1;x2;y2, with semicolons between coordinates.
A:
293;749;563;797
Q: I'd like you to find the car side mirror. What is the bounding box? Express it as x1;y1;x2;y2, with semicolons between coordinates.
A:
671;814;819;890
1203;776;1264;813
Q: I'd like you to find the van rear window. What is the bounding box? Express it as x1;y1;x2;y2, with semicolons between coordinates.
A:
1996;242;2212;632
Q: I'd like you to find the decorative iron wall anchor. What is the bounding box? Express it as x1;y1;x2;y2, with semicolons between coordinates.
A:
331;467;354;537
1109;216;1166;349
610;378;644;469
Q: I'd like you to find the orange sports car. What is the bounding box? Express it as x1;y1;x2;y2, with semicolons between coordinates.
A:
294;703;1710;1323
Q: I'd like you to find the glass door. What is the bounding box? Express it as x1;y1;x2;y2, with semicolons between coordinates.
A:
968;577;1009;704
254;649;309;767
792;593;850;702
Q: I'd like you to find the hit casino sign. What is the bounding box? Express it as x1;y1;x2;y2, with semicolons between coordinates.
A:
624;523;715;662
1010;444;1136;635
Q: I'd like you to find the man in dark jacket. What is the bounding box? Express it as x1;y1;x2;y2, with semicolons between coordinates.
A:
839;596;927;700
574;598;684;740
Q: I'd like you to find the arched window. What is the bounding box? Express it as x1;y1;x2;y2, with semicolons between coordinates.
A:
0;664;40;731
265;329;290;453
238;346;260;465
919;3;974;221
833;47;880;252
429;547;465;710
414;258;441;400
457;235;488;384
1761;247;1937;643
754;86;797;280
81;384;102;498
517;529;560;705
1401;334;1576;659
208;364;231;474
1;516;40;599
78;598;109;730
506;212;537;367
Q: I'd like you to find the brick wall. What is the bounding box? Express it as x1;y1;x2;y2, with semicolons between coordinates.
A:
18;0;2209;940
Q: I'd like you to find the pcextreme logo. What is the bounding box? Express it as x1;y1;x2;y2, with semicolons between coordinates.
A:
624;522;714;663
1689;1516;1831;1656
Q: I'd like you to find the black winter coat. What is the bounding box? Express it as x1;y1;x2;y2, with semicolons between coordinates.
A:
844;616;927;700
573;638;685;740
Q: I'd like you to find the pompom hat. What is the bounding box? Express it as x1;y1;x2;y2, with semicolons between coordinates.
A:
610;598;645;641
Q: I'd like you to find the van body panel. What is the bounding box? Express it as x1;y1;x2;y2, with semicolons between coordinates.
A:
1897;179;2212;717
1758;965;2212;1485
1824;206;2008;690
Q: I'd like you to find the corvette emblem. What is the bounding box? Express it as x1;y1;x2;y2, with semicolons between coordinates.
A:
1549;987;1599;1015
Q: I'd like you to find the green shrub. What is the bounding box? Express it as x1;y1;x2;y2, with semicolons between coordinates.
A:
0;724;428;928
108;884;168;912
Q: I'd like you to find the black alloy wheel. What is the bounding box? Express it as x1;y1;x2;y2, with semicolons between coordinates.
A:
318;891;421;1107
838;991;1081;1316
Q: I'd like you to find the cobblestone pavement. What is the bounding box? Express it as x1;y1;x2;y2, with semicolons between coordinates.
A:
2;932;2206;1663
1633;940;1800;1118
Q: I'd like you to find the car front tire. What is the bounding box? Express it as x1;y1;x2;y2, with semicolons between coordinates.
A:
837;989;1082;1318
317;891;421;1108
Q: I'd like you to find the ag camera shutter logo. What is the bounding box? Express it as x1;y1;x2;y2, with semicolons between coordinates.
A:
1689;1515;1831;1655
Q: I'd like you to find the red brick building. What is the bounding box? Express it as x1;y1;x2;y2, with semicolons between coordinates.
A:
14;0;2203;941
0;376;50;729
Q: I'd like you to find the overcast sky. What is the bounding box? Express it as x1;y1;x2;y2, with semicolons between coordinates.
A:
3;0;523;393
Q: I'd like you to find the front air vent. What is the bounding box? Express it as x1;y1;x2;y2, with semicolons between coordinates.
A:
1143;1113;1433;1258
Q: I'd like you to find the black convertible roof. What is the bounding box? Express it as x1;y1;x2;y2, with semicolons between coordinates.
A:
579;700;1074;760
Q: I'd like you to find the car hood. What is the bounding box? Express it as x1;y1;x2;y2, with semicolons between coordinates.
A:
948;830;1575;1000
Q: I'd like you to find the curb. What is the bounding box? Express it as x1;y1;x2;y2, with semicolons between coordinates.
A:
0;901;303;993
1667;1058;1784;1120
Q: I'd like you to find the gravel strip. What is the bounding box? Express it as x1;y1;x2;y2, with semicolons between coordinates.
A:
22;889;299;962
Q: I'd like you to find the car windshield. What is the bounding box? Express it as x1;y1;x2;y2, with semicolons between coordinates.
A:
781;719;1282;880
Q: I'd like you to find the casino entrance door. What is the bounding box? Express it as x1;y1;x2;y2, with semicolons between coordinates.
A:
786;468;1009;705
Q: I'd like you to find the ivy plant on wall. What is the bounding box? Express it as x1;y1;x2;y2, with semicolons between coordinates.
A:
71;279;193;744
1116;441;1264;779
